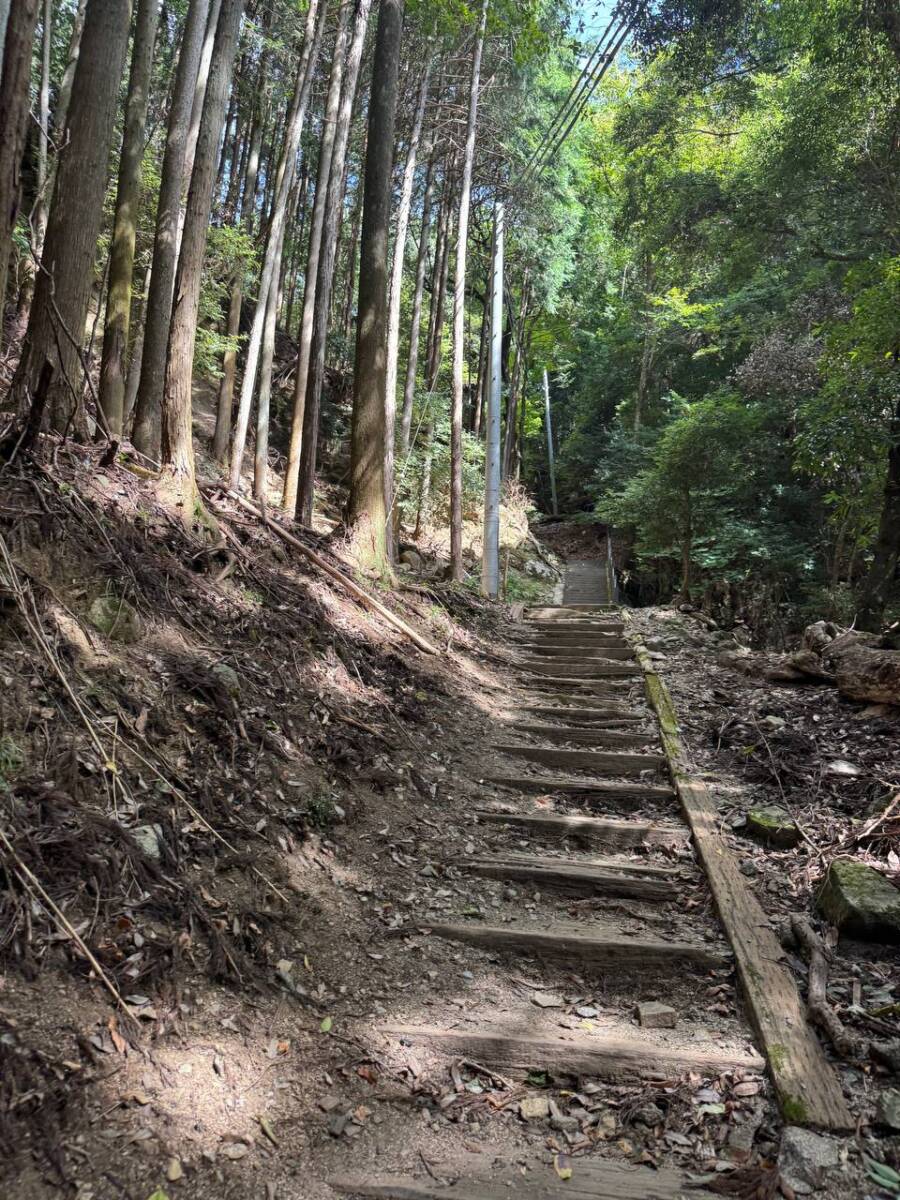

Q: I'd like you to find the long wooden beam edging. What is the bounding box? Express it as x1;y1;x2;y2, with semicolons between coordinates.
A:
622;611;853;1132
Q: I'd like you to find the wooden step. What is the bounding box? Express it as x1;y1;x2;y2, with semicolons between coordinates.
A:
522;645;634;660
523;681;635;696
522;635;630;648
515;705;644;724
522;660;642;677
468;848;682;878
528;606;616;618
458;854;674;899
423;921;727;968
381;1024;764;1085
333;1155;719;1200
489;774;674;802
510;724;657;748
526;621;624;634
475;809;689;848
493;744;666;775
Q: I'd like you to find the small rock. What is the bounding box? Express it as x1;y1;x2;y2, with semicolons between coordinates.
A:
166;1157;184;1181
778;1126;840;1195
876;1089;900;1131
532;992;563;1009
816;860;900;943
87;595;142;642
519;1095;551;1122
637;1001;676;1029
399;549;423;570
760;714;787;731
130;823;164;861
211;662;241;696
575;1005;599;1019
632;1102;664;1127
825;759;862;777
745;805;800;849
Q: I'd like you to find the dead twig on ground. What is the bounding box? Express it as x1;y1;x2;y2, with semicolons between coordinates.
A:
788;915;859;1058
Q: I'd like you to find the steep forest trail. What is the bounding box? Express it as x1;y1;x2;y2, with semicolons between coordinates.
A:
332;552;852;1199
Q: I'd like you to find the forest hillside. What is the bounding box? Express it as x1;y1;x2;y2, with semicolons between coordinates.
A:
0;0;898;1197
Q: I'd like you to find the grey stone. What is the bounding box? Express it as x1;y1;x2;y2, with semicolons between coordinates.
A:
632;1102;664;1127
778;1126;841;1195
131;823;164;860
745;805;800;849
877;1089;900;1131
816;860;900;943
87;595;142;643
399;549;423;570
637;1001;677;1029
519;1094;550;1121
211;662;240;696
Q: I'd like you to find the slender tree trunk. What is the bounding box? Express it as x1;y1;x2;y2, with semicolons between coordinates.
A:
285;163;309;333
398;144;435;454
296;0;372;526
123;265;151;430
543;368;558;516
383;57;431;549
502;278;530;478
98;0;161;439
472;294;488;436
8;0;133;433
211;40;270;463
229;0;326;488
253;220;286;502
159;0;244;514
679;487;693;603
346;0;403;575
176;0;222;253
425;171;452;388
0;0;39;358
858;396;900;631
339;179;363;344
13;0;85;337
481;200;503;596
132;0;212;459
449;0;487;581
281;0;352;511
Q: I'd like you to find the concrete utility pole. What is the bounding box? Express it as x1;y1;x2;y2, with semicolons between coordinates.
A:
543;368;558;516
481;200;504;596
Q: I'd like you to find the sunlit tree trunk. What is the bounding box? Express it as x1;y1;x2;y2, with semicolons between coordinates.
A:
346;0;403;576
297;0;372;526
398;144;435;455
159;0;244;514
132;0;212;458
858;397;900;631
98;0;161;439
281;0;351;511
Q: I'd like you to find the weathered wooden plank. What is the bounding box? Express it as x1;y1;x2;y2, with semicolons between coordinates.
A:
466;848;682;877
522;645;634;660
514;706;645;724
527;606;615;618
424;921;727;968
332;1156;718;1200
627;623;854;1132
493;744;666;775
459;855;673;899
488;773;674;801
475;808;689;848
331;1156;720;1200
381;1025;762;1082
511;724;656;748
522;659;642;677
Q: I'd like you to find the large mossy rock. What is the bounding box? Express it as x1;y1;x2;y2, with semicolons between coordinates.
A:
745;805;800;848
87;595;142;643
817;860;900;943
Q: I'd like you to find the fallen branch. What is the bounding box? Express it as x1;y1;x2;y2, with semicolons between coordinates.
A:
203;487;439;656
789;915;858;1058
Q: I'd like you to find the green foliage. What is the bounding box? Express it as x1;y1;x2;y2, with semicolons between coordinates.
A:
194;224;258;380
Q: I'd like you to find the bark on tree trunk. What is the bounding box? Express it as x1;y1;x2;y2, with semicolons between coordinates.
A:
425;170;452;389
858;397;900;632
14;0;85;339
449;0;486;581
0;0;39;359
383;57;431;554
229;0;324;492
159;0;243;516
123;266;151;430
281;0;353;511
132;0;212;460
8;0;132;435
346;0;403;577
398;143;435;455
297;0;373;527
98;0;161;439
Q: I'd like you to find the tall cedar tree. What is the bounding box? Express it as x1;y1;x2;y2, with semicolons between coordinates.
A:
9;0;132;434
159;0;244;514
346;0;403;575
